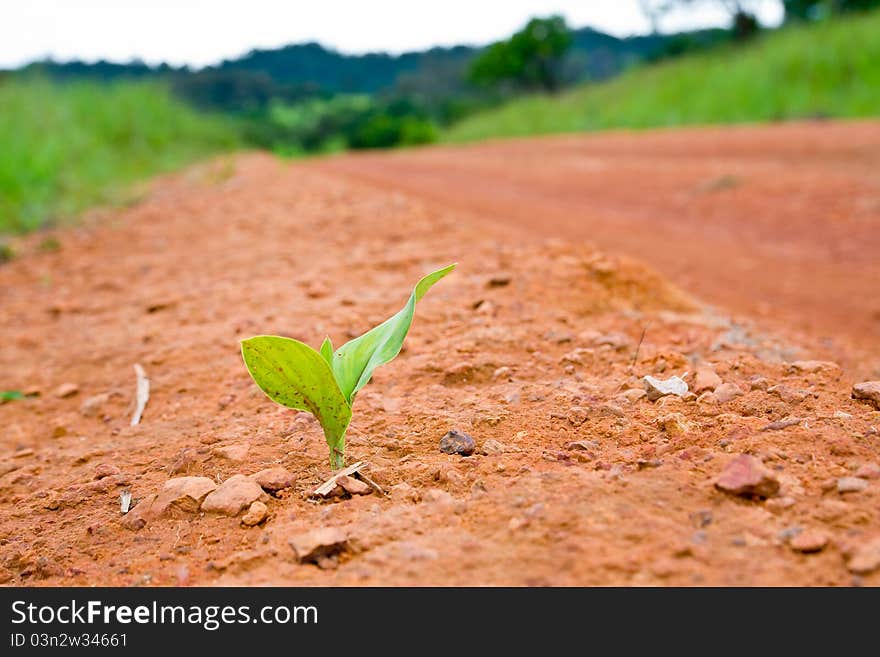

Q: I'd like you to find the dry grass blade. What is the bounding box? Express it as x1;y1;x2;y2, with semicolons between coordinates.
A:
131;363;150;426
311;461;365;498
120;490;132;514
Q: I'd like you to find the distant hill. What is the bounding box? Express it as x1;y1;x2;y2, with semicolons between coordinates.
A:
14;26;684;97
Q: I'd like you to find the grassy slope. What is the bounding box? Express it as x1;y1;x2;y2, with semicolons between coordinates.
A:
0;78;238;234
445;12;880;142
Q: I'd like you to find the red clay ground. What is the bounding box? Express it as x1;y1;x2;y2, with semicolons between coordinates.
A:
315;120;880;360
1;122;879;587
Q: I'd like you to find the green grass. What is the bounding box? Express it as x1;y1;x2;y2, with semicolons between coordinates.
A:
445;11;880;142
0;78;239;234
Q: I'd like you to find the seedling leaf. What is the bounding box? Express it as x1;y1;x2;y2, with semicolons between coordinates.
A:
330;263;456;402
241;336;352;467
1;390;25;403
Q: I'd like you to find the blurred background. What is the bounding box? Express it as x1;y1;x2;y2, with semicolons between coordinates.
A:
0;0;878;237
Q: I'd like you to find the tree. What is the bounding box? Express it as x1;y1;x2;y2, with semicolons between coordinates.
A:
639;1;766;40
640;0;665;32
784;0;880;21
469;16;573;93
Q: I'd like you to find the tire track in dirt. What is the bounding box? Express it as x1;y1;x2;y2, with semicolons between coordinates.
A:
312;120;880;357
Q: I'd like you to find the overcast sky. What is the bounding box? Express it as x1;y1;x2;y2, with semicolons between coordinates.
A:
1;0;785;69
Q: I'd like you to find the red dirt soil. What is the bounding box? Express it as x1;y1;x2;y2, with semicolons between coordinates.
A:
1;122;879;587
315;120;880;358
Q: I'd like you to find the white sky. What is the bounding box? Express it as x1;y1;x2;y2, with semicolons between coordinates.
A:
1;0;784;69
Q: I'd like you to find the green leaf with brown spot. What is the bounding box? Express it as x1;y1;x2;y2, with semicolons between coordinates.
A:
241;336;352;468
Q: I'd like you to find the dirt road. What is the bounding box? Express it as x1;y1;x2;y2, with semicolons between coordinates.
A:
314;121;880;354
1;124;879;587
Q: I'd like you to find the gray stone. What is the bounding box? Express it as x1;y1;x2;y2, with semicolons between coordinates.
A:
439;430;475;456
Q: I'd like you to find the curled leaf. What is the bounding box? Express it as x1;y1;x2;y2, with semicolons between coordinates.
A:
330;263;456;402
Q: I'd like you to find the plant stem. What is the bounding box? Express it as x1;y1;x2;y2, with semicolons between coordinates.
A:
325;427;346;470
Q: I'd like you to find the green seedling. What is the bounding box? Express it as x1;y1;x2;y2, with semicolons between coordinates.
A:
0;390;32;404
0;243;14;264
241;264;456;470
38;237;62;252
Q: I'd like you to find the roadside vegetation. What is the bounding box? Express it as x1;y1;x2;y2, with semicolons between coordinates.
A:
0;78;237;234
445;9;880;142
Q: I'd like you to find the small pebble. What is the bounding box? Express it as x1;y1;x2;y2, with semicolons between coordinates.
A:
241;501;269;527
439;430;475;456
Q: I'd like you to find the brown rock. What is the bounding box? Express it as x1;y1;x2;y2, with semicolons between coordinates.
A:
241;501;269;527
837;477;869;494
788;360;839;374
93;463;121;480
768;385;809;404
201;475;269;516
765;496;796;514
289;527;348;564
154;476;217;517
847;537;880;575
439;430;475;456
713;382;744;404
480;439;506;455
168;448;197;475
761;417;802;431
212;442;250;462
251;467;295;493
749;376;770;391
715;454;780;499
54;383;79;398
852;381;880;409
790;529;829;553
390;482;421;504
656;412;693;436
566;406;589;426
693;367;722;394
618;388;647;403
597;403;626;418
337;475;371;496
855;463;880;480
566;439;599;451
121;493;158;531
